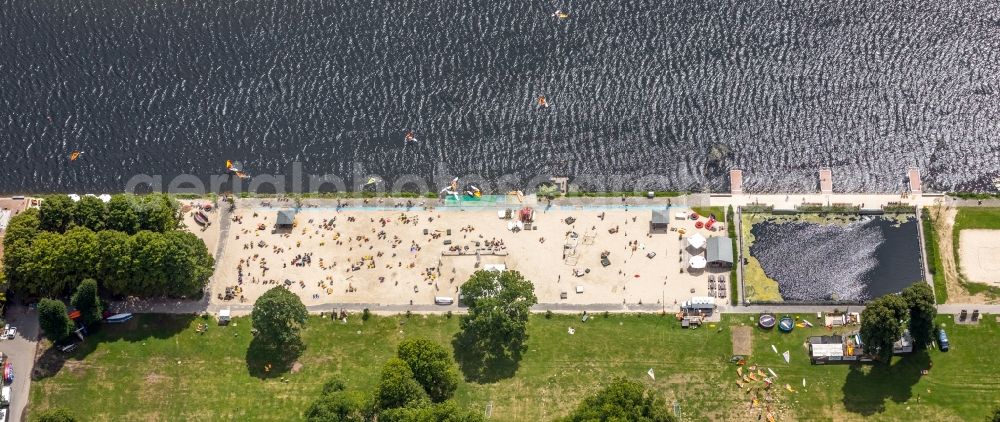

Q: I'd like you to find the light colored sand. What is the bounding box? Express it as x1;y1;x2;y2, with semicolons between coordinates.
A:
179;200;221;258
209;204;732;307
959;230;1000;286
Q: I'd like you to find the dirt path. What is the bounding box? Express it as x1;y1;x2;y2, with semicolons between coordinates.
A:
931;205;995;304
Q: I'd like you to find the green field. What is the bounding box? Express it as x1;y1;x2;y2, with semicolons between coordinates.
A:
29;313;1000;421
951;207;1000;298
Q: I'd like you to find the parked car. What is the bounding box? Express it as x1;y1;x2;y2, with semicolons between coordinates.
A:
1;385;10;407
938;328;950;352
0;326;15;340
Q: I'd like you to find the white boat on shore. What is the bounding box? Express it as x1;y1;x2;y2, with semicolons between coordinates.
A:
106;313;133;324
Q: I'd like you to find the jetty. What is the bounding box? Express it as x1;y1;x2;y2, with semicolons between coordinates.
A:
819;168;833;194
908;167;922;195
729;169;743;195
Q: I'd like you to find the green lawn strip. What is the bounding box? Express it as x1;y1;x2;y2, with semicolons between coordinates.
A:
30;313;1000;421
690;207;724;219
921;209;948;304
951;208;1000;298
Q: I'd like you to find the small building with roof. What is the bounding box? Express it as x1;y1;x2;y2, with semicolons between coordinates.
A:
650;209;669;232
706;236;734;268
276;209;296;229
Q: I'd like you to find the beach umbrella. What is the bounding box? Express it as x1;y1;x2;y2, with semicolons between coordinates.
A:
687;233;707;249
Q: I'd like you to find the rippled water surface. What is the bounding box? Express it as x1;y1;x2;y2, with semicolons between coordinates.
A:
3;0;1000;193
749;217;922;302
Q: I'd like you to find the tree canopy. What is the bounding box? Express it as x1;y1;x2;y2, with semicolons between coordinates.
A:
73;195;107;232
3;194;205;299
561;378;675;422
457;270;538;370
304;378;371;422
860;296;905;363
375;358;429;411
39;194;75;232
251;286;308;347
106;194;141;234
71;279;103;326
379;400;486;422
396;338;459;403
861;284;940;362
38;299;75;343
35;407;78;422
901;283;937;349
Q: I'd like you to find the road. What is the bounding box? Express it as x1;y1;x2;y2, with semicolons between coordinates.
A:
0;306;38;422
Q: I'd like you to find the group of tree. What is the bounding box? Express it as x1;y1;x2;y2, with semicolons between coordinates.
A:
2;194;212;298
305;338;474;422
36;279;105;342
560;378;676;422
860;283;937;363
38;193;178;234
454;269;538;381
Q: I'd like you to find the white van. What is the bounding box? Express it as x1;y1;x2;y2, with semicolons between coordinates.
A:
434;296;454;305
1;385;10;408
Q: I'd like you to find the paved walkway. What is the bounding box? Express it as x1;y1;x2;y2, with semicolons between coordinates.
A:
0;306;39;422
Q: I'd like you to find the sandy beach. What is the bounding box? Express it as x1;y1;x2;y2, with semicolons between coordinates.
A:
204;199;733;308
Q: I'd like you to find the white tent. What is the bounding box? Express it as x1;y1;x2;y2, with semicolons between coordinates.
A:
687;233;707;249
67;194;81;202
98;194;112;203
689;255;707;269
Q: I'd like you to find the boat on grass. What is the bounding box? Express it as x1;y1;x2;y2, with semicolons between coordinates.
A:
778;316;794;332
759;314;776;329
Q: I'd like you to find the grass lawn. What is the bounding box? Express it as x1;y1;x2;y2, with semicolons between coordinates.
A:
29;313;1000;421
951;207;1000;298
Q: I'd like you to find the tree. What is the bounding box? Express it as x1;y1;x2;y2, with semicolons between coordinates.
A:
2;209;40;289
860;297;904;363
95;230;133;295
162;231;214;297
38;299;74;343
380;400;486;422
901;283;937;349
2;208;40;248
136;193;179;232
73;195;107;231
457;270;538;371
990;405;1000;422
107;194;140;234
35;407;78;422
375;358;429;411
71;279;103;326
39;195;75;232
537;183;560;199
396;338;459;402
305;379;371;422
251;286;308;347
561;378;674;422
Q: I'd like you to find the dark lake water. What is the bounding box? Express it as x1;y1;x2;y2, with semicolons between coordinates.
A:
749;217;923;302
3;0;1000;194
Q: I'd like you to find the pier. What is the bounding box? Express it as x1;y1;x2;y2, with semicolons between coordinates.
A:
729;169;743;195
819;168;833;194
908;167;922;195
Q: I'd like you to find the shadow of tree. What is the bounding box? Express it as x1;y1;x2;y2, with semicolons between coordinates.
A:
451;330;521;384
245;336;304;379
841;351;930;416
32;314;196;381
